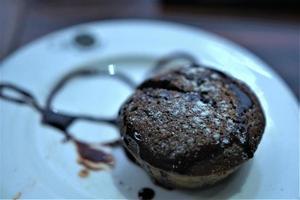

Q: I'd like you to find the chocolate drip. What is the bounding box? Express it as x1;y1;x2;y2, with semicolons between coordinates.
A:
229;83;253;115
228;83;254;158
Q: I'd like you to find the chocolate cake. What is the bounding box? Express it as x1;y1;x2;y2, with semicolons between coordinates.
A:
118;64;265;189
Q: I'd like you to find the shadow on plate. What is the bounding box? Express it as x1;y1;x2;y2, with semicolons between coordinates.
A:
111;147;260;199
182;160;259;199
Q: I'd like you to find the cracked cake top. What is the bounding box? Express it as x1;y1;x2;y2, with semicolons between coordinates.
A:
119;65;265;175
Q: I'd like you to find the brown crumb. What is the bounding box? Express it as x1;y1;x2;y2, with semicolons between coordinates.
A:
78;168;89;178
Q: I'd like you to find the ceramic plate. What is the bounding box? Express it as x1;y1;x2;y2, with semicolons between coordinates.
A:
0;19;298;199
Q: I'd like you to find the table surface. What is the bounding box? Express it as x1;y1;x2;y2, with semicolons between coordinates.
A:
1;0;299;100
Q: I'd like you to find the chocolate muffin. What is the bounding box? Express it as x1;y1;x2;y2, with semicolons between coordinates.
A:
118;65;265;189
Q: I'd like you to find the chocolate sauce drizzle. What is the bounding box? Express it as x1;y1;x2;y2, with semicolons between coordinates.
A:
0;67;136;170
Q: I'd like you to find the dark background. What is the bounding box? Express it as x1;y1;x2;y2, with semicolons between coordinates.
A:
0;0;299;99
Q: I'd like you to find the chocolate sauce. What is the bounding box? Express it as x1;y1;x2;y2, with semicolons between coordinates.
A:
0;83;42;112
41;110;75;141
78;168;89;178
0;67;136;170
138;188;155;200
45;67;136;110
75;141;114;170
42;110;75;132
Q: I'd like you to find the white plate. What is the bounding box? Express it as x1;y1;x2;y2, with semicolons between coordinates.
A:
0;19;299;199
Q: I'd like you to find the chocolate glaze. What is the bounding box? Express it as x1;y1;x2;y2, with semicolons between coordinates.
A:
209;70;255;159
138;188;155;200
229;83;253;115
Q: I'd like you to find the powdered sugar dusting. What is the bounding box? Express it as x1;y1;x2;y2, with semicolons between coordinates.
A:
213;133;221;140
169;101;187;116
121;65;262;170
211;73;220;80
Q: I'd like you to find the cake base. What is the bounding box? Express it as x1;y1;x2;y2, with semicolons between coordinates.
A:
138;158;240;189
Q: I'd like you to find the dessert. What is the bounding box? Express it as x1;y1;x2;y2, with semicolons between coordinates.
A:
118;64;265;189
